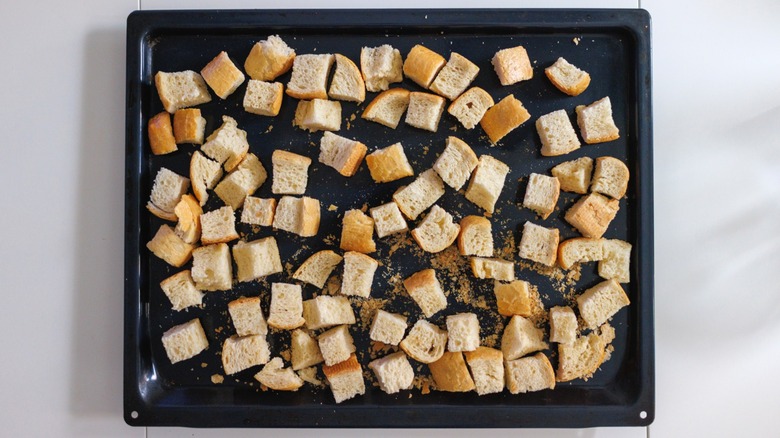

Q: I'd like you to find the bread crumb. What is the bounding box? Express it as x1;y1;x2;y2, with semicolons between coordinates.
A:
201;362;208;368
266;125;274;133
573;37;581;45
328;204;338;212
211;374;224;384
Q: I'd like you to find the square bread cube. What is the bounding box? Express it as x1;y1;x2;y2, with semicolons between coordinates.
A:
557;237;605;270
523;173;561;219
173;108;206;145
491;45;533;85
518;221;560;266
433;136;479;191
470;257;514;281
370;202;408;238
448;86;494;130
428;351;474;392
302;295;356;331
319;132;367;177
241;197;276;226
405;91;446;132
591;156;630;199
501;315;547;361
322;353;365;403
191;243;232;291
160;270;204;311
148;111;177;155
411;205;460;253
215;153;267;210
457;216;493;257
361;45;403;92
154;70;211;113
576;97;620;144
318;325;356;366
480;94;531;144
369;352;415;394
577;279;630;329
536;109;581;157
599;239;632;283
243;35;296;81
272;196;320;237
341;251;378;298
267;283;306;330
293;98;341;132
200;206;239;245
551;157;593;194
272;150;312;195
403;269;448;318
545;57;591;96
228;296;268;337
147;224;194;268
393;169;445;220
362;88;411;129
328;53;366;103
293;250;343;289
464;347;505;395
369;310;408;345
201;51;245;99
291;329;324;371
557;332;610;382
161;318;209;364
201;116;249;172
286;53;335;100
190;151;223;206
403;44;446;88
494;280;533;317
232;236;283;282
149;167;190;217
365;142;414;183
465;155;510;214
340;209;376;254
221;334;271;375
446;313;480;352
564;193;620;238
549;306;578;344
399;320;448;364
505;352;556;394
430;52;480;100
243;80;283;116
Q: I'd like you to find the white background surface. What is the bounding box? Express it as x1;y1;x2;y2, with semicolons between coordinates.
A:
0;0;778;437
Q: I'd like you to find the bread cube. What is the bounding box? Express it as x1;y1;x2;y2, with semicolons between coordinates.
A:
254;357;304;391
506;352;556;393
243;80;283;116
267;283;306;330
551;157;593;194
446;313;480;352
403;269;448;318
200;206;239;245
557;332;608;382
221;334;271;375
457;215;493;257
341;251;378;298
591;156;630;199
368;352;415;394
576;97;620;144
464;347;505;395
433;136;479;191
599;239;632;283
322;353;365;403
362;88;410;129
465;155;510;214
286;53;335;100
244;35;296;81
340;209;376;253
430;52;479;100
501;315;547;361
369;310;408;345
577;279;630;329
161;318;209;364
293;250;343;289
370;202;408;238
360;45;403;92
291;329;324;371
557;237;605;270
232;237;283;283
319;132;367;177
318;325;356;366
215;153;267;210
491;45;533;85
154;70;211;113
328;54;366;103
294;98;341;132
302;295;356;330
273;196;320;237
536;109;581;157
411;205;460;253
518;221;560;266
448;87;494;130
365;142;414;183
523;173;561;219
148;167;190;220
240;197;276;226
470;257;514;281
160;270;204;311
148;111;177;155
201;116;249;172
428;351;474;392
549;306;577;344
399;320;448;364
494;279;533;317
190;243;232;290
545;57;590;96
564;193;620;238
173;108;206;145
272;150;311;195
201;51;245;99
393;169;445;220
190;151;223;206
228;296;268;337
405;91;446;132
480;94;531;144
403;44;446;88
147;224;194;268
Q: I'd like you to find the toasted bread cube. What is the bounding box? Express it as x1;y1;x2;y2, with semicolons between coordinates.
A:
148;167;190;221
172;194;202;244
393;169;446;220
591;156;630;199
328;53;366;103
291;329;324;371
564;193;620;238
361;45;403;92
369;352;415;394
370;202;408;238
399;320;448;364
536;109;581;157
433;136;479;191
558;237;605;270
243;80;283;116
340;209;376;253
244;35;296;81
465;155;510;214
464;347;505;395
148;111;177;155
319;132;367;177
480;94;531;144
240;197;276;226
456;217;493;258
318;325;356;366
362;88;410;129
403;44;446;88
411;205;460;253
599;239;632;283
273;196;320;237
494;280;533;317
286;53;335;100
191;243;232;291
576;97;620;144
160;270;204;311
293;250;343;289
428;351;474;392
341;251;378;298
446;313;480;352
222;334;271;375
190;151;223;206
518;221;560;266
506;352;556;393
272;150;311;195
470;257;514;281
405;91;446;132
201;51;245;99
201;116;249;172
403;269;447;318
200;206;239;245
147;224;194;268
293;98;341;132
430;52;479;100
523;173;561;219
154;70;211;113
215;153;267;210
577;279;630;329
254;357;304;391
322;354;365;403
369;310;408;346
545;57;590;96
448;87;494;130
229;296;268;337
501;315;547;361
173;108;206;145
549;306;578;344
267;283;305;330
551;157;593;194
557;332;608;382
161;318;208;364
492;46;533;85
302;295;356;330
365;142;414;183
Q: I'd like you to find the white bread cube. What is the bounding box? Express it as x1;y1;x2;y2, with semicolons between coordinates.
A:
191;243;232;291
369;310;408;345
341;251;378;298
293;250;343;289
446;313;480;352
399;320;448;364
148;167;190;221
491;46;533;86
549;306;577;344
340;209;376;254
240;197;276;226
322;353;365;403
160;270;204;311
591;156;630;199
494;280;533;317
403;269;448;318
523;173;561;219
403;44;446;88
214;153;267;210
518;221;560;266
362;88;410;129
243;80;283;116
599;239;632;283
365;142;414;183
201;116;249;172
201;51;245;99
291;329;324;371
154;70;211;113
228;296;268;337
480;94;531;144
232;236;283;282
393;169;445;220
360;45;403;92
244;35;295;81
370;202;408;238
429;351;475;392
405;91;446;132
506;352;556;393
286;53;335;100
576;97;620;144
267;283;306;330
319;132;367;177
464;347;505;395
465;155;510;214
448;87;494;130
536;109;581;157
318;325;356;366
221;334;271;375
457;215;493;257
433;136;479;190
254;357;304;391
272;150;311;195
429;52;479;100
557;332;608;382
470;257;514;281
200;206;239;245
328;53;366;103
272;196;320;237
303;295;356;330
551;157;593;194
173;108;206;145
501;315;547;361
545;57;590;96
411;205;460;253
174;194;202;245
148;111;177;155
577;279;630;329
564;193;620;239
294;98;341;132
190;151;223;206
147;224;194;268
557;237;605;270
161;318;209;364
369;352;415;394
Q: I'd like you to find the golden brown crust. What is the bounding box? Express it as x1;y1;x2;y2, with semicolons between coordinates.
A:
479;94;531;144
362;88;411;129
457;215;491;256
173;108;204;144
429;352;475;392
299;197;321;237
146;224;195;267
336;141;368;177
329;54;366;103
402;268;437;293
464;346;503;363
564;193;620;239
322;353;361;378
340;209;376;253
403;45;446;89
174;194;203;244
146;202;179;222
545;68;590;96
557;237;604;269
201;51;245;99
244;38;296;81
148;111;177;155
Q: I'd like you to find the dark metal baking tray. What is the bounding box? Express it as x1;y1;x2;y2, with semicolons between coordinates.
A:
125;8;653;428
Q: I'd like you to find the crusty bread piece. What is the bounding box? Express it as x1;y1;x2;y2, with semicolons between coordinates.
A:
577;279;630;329
148;167;190;221
457;215;493;257
446;313;480;352
232;237;281;282
201;115;249;172
319;132;367;177
480;94;531;144
403;269;448;318
240;197;276;226
148;111;177;155
501;315;547;361
447;87;494;130
470;257;514;281
147;224;194;268
360;45;403;92
328;54;366;103
214;153;267;210
361;88;410;129
293;98;342;132
556;332;607;382
222;334;271;375
322;353;365;403
190;151;223;206
174;194;202;244
191;243;232;291
272;196;320;237
405;91;446;132
293;250;343;289
491;46;533;86
160;270;204;311
286;53;335;100
430;52;479;100
370;202;408;238
403;44;446;89
267;283;306;330
564;193;620;239
518;221;560;267
557;237;605;270
465;155;510;214
464;347;505;395
399;319;448;364
154;70;211;113
576;97;620;144
318;325;356;366
545;57;590;96
549;306;577;344
243;80;284;116
201;51;245;99
244;35;296;81
161;318;208;364
365;142;414;183
254;357;304;391
536;109;581;157
200;206;239;245
494;279;533;317
599;239;632;283
368;352;415;394
551;157;593;194
412;205;460;253
302;295;356;330
591;156;630;199
523;173;561;219
393;169;445;220
173;108;206;145
229;296;268;337
341;251;378;298
340;209;376;253
369;310;408;346
291;329;324;371
505;352;556;394
433;136;479;190
429;351;475;392
272;150;311;195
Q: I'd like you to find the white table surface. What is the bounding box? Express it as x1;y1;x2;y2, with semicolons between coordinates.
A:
1;0;778;436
